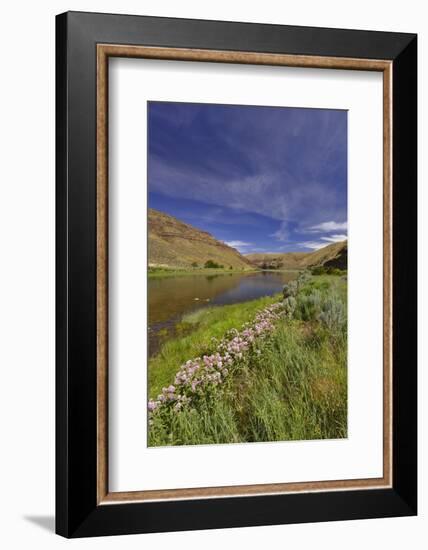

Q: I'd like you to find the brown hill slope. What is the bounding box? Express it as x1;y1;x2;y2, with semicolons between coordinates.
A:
148;209;253;270
246;240;347;270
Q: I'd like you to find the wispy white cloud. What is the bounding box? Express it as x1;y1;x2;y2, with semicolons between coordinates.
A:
306;221;348;233
225;240;253;252
297;241;329;250
225;240;252;248
297;232;347;251
321;234;347;243
271;221;289;242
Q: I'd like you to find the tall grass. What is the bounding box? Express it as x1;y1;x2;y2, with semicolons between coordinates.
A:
148;275;347;446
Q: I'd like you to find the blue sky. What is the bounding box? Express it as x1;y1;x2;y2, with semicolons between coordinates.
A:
148;101;347;254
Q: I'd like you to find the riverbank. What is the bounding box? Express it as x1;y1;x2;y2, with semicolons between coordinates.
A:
148;269;301;358
148;266;258;278
148;273;347;446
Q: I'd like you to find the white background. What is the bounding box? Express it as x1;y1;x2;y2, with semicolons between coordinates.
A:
0;1;425;548
110;59;383;492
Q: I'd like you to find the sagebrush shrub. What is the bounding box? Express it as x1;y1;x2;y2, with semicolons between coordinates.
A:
297;270;311;288
318;293;347;332
296;290;323;321
283;295;297;318
282;279;298;299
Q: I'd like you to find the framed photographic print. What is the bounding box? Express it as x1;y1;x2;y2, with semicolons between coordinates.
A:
56;11;417;538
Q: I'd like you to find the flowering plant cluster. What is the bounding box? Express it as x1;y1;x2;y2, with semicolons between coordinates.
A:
148;301;285;418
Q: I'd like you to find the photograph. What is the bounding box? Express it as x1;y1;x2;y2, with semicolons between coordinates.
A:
147;101;348;446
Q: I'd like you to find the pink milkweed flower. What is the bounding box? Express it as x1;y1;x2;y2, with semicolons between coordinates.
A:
148;400;157;412
149;300;284;417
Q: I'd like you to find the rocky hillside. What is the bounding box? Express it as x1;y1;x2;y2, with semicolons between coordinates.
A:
246;240;347;270
148;209;253;270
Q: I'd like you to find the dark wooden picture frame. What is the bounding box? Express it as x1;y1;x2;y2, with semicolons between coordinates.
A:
56;11;417;538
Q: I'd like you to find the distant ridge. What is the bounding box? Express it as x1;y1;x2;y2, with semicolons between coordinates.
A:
148;209;253;270
246;240;347;270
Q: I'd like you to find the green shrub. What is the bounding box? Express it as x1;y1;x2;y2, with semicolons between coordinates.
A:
296;290;323;321
295;286;347;334
318;293;347;333
300;279;330;295
282;280;298;299
204;260;223;269
297;271;311;287
311;265;346;276
283;295;297;318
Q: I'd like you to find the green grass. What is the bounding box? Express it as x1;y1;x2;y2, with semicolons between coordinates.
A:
299;273;347;303
148;294;280;397
149;322;347;446
148;267;258;279
243;322;347;442
148;274;347;446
